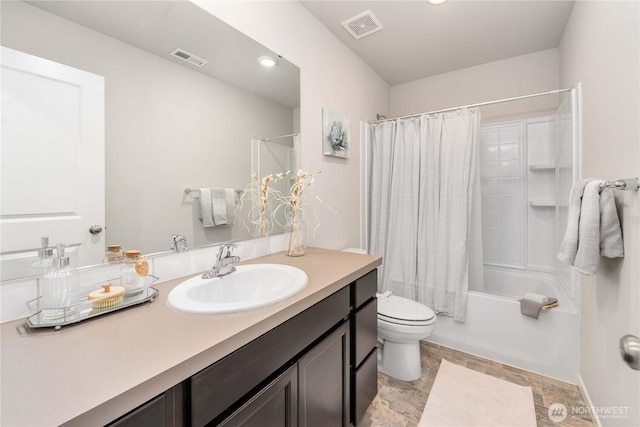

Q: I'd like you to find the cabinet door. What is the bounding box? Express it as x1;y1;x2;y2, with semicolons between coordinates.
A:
218;364;298;427
298;322;349;427
107;394;165;427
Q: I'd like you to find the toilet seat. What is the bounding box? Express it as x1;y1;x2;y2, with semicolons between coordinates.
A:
378;295;435;326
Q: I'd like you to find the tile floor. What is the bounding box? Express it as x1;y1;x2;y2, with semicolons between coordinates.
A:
361;341;594;427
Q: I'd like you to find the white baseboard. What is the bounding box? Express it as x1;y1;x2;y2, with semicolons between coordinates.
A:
577;374;602;427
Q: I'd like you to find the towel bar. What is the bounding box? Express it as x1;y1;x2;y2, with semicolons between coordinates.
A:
598;178;640;191
184;188;243;195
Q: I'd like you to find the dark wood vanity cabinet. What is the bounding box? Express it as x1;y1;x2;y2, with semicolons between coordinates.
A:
108;269;378;427
350;270;378;425
218;364;299;427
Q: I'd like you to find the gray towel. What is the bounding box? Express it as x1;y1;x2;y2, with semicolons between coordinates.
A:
599;188;624;258
520;299;543;319
574;180;624;275
520;297;558;319
557;179;591;265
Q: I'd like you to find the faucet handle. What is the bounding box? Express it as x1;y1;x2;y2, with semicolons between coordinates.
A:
217;242;238;258
171;234;188;252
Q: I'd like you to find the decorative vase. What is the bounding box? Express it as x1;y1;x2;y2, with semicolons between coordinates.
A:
287;215;306;257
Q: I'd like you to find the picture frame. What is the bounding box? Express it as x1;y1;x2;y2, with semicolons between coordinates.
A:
322;107;350;158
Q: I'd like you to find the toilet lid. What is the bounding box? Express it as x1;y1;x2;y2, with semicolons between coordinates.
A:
378;295;435;325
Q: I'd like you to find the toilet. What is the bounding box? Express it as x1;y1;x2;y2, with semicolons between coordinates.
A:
342;248;437;381
377;291;436;381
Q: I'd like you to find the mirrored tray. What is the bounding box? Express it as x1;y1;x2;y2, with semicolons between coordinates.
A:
26;275;159;330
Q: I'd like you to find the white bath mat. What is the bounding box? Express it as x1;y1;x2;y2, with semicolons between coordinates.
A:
418;359;536;427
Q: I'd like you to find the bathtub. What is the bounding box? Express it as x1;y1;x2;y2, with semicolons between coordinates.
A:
427;266;579;383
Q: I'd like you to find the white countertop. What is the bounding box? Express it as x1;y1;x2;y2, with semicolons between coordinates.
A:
0;248;381;426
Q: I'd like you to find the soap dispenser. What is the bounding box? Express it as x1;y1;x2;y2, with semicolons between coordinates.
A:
28;236;54;276
40;243;80;320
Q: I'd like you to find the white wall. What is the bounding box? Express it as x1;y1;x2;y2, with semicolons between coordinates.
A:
193;0;390;251
560;1;640;425
390;49;561;122
1;1;294;255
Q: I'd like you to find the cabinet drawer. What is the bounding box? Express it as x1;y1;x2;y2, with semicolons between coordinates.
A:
353;298;377;368
351;269;377;309
352;348;378;426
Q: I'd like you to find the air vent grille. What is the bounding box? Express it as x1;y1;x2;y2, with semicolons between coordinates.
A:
170;49;208;67
342;10;383;40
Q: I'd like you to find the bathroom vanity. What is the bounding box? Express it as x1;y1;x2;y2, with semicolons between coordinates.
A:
0;248;380;426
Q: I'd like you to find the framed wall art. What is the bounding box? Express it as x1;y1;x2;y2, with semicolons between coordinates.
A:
322;107;350;158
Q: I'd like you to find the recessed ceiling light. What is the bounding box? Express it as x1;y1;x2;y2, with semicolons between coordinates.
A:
428;0;448;4
258;56;279;67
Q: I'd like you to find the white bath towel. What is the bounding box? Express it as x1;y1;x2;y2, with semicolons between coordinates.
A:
198;188;215;227
224;188;236;225
211;188;227;225
573;180;624;275
557;179;591;265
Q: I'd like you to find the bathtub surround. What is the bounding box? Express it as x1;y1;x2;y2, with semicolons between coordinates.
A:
368;109;480;321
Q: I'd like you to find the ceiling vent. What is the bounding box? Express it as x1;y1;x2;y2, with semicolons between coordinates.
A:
170;48;208;67
342;10;383;40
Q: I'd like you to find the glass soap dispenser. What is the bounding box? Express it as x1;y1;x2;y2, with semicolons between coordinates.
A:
28;236;54;276
40;243;80;320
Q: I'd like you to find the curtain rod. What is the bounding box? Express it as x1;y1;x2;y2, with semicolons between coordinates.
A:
369;87;575;124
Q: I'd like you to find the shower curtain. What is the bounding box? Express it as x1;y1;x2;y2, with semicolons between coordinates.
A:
368;109;480;321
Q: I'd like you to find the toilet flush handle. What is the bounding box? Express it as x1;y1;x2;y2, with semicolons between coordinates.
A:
377;291;392;303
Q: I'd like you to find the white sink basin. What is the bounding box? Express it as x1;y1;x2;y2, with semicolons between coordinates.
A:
167;264;308;314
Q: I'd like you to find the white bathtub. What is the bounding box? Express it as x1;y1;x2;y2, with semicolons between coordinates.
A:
427;266;579;383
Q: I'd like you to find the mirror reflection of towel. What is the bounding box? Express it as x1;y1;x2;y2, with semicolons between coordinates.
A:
211;188;227;225
198;187;235;227
199;188;214;227
224;188;236;225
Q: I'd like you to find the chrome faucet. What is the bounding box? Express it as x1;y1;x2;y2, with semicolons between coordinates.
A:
202;243;240;279
171;234;188;252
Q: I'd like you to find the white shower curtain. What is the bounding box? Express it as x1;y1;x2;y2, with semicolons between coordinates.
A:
368;109;480;321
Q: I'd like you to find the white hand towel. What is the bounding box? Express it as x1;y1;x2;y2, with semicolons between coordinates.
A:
224;188;236;225
599;186;624;259
557;179;591;265
211;188;227;225
198;188;215;228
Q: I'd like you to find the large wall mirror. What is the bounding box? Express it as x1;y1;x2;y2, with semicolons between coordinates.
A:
0;1;300;281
